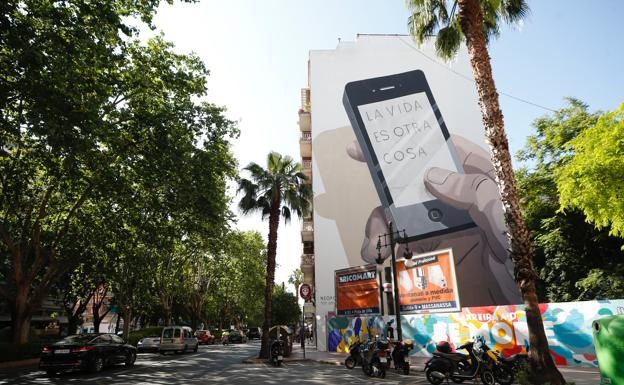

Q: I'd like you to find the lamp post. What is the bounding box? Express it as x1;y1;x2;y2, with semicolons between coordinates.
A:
375;221;413;341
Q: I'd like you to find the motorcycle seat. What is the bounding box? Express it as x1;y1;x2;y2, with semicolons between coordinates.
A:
433;351;469;361
502;353;528;364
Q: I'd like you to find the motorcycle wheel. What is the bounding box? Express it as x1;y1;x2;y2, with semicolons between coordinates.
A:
495;366;514;385
480;370;496;385
362;363;372;376
403;362;410;375
344;356;356;369
425;368;444;385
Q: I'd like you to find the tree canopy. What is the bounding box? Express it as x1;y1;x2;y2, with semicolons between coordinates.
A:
517;99;624;302
557;102;624;237
0;0;237;343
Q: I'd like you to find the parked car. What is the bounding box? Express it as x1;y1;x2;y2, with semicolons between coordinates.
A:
39;333;136;375
228;329;248;344
195;330;215;345
159;326;198;354
137;334;161;353
247;327;262;340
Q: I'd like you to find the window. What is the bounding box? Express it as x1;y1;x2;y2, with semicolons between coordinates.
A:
163;328;174;339
174;328;181;338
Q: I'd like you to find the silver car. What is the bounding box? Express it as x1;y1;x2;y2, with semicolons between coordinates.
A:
137;335;160;353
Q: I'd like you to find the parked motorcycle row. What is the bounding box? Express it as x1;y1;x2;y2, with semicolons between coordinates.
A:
344;337;414;378
344;333;528;385
424;335;528;385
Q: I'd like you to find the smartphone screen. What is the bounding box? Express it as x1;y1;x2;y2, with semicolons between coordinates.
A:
343;70;474;241
356;92;458;208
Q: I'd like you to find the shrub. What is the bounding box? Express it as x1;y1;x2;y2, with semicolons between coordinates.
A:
127;327;163;346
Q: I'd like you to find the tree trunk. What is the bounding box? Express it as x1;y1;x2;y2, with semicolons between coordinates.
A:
457;1;565;384
259;201;281;359
122;307;132;340
10;293;32;345
114;313;122;334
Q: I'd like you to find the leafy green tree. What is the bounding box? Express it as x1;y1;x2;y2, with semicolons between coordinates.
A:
272;285;301;326
557;103;624;237
204;231;266;329
406;0;564;382
287;268;303;295
0;0;236;343
516;99;624;303
237;152;311;358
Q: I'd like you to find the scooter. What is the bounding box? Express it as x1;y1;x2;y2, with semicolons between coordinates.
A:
390;339;414;375
344;340;363;369
475;335;528;385
424;340;495;385
269;339;285;367
361;338;389;378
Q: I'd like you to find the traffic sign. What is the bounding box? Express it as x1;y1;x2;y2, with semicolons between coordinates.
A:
299;283;313;301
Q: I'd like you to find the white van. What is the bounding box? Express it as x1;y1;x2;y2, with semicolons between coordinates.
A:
159;326;198;354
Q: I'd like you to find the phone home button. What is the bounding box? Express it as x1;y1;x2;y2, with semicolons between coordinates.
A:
428;208;443;222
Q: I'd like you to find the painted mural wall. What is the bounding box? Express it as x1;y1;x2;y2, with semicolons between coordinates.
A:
326;299;624;367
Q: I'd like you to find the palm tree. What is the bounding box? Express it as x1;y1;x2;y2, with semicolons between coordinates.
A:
237;152;311;358
406;1;565;383
288;268;304;295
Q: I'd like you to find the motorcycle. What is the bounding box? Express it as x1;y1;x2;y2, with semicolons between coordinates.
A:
361;338;389;378
390;339;413;375
475;336;529;385
344;340;363;369
269;339;285;367
424;340;495;385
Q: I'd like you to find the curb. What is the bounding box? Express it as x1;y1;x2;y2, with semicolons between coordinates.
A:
242;356;343;366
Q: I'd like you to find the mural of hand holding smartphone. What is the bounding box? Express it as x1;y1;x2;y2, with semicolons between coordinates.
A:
343;70;475;241
341;69;520;306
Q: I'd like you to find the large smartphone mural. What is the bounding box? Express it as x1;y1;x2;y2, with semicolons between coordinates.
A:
311;35;521;351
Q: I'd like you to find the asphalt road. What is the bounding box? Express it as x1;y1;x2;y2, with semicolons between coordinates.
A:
0;340;600;385
0;340;432;385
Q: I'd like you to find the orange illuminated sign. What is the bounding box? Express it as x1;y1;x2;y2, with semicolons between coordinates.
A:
396;248;460;313
335;265;380;316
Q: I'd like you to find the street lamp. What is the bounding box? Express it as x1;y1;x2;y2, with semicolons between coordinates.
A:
375;222;412;341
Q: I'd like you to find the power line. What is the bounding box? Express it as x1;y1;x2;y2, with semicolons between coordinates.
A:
397;36;558;113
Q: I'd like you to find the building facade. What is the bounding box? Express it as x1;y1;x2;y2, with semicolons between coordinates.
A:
303;34;520;351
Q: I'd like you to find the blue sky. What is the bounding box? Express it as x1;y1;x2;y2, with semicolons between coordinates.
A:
145;0;624;288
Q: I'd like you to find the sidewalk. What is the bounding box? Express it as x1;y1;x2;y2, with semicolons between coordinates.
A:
267;344;601;385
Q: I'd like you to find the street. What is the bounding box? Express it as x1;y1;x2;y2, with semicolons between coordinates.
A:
0;340;602;385
0;340;428;385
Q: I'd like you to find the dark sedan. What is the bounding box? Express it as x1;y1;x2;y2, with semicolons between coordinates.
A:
228;330;248;344
39;333;137;375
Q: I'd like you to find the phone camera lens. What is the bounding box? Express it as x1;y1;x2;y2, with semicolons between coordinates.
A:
428;208;443;222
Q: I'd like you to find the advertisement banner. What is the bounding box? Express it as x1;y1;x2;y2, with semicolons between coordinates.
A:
335;265;380;316
396;248;460;313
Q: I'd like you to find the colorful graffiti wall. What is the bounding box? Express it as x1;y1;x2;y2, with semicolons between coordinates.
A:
326;299;624;367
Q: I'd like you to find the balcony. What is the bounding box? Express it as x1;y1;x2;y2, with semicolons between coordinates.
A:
302;158;312;182
299;88;311;131
298;110;311;132
300;131;312;158
301;220;313;242
300;254;315;284
301;253;315;267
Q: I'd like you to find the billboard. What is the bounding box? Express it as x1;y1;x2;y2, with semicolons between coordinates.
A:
396;249;460;313
310;35;521;351
335;265;380;316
